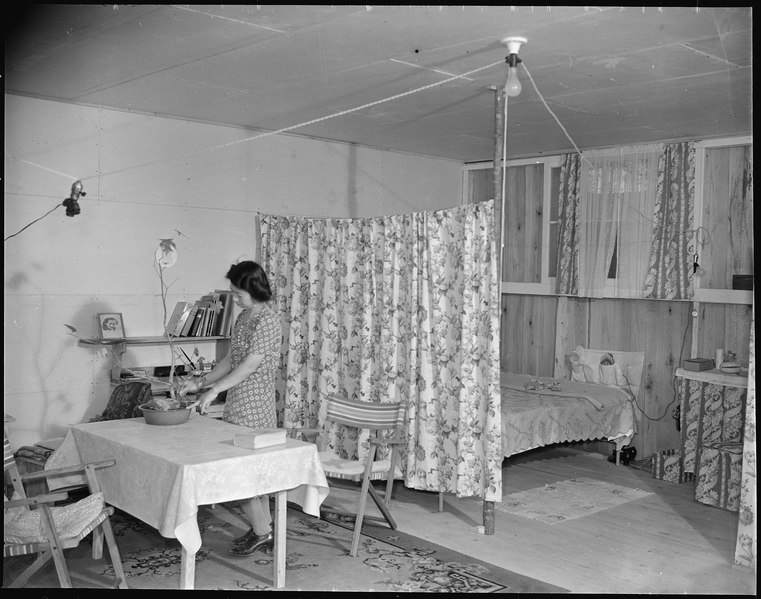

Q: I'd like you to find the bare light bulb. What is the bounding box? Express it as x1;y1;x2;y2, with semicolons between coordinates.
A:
504;66;522;97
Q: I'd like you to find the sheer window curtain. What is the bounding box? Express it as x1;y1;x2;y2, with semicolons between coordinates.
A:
578;144;661;298
259;201;502;502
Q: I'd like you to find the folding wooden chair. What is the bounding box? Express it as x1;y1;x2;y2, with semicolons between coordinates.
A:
3;431;128;588
291;395;406;557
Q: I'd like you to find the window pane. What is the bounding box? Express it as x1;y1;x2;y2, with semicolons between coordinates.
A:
548;166;561;279
468;169;493;204
548;223;558;278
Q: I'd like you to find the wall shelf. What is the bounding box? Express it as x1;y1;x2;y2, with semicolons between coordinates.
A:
79;336;231;382
79;335;229;347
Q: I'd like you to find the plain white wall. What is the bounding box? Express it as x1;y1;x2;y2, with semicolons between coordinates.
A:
4;95;464;448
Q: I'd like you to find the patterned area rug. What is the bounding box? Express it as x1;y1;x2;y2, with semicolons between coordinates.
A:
497;478;653;524
5;501;568;593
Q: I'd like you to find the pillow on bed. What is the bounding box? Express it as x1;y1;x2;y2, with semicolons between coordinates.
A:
569;346;645;400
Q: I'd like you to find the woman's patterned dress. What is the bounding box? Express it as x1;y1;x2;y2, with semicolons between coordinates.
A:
222;304;280;428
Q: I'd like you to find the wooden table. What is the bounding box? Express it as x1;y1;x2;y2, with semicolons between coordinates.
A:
45;416;330;589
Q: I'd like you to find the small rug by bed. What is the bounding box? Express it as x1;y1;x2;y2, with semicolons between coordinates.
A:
497;478;653;524
5;502;568;593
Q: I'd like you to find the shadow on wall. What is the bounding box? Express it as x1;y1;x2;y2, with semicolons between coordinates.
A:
4;288;118;444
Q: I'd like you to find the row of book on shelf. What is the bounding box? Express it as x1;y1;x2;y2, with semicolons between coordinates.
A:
165;290;236;338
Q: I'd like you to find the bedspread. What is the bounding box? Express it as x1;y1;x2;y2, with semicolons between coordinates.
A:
500;373;637;458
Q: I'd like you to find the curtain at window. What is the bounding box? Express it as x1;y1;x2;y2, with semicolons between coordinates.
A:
577;144;661;297
555;153;581;294
259;201;502;502
643;142;696;300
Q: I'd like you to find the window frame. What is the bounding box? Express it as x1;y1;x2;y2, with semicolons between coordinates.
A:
463;135;753;304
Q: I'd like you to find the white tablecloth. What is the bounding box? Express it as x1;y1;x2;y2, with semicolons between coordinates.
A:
45;416;330;554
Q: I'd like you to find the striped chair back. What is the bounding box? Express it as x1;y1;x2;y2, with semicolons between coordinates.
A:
325;396;405;432
4;431;14;470
4;430;26;498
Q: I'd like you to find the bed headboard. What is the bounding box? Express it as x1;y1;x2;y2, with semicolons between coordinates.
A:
567;346;646;401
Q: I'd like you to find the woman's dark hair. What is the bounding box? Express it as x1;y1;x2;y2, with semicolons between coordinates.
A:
226;261;272;302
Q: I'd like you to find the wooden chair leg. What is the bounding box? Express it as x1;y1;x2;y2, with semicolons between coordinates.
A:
91;525;105;559
368;484;397;529
7;550;54;588
39;506;72;588
101;519;129;588
350;447;377;557
384;447;402;506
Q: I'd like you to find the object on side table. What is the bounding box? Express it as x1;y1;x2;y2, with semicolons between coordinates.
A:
731;274;753;290
694;442;743;511
719;350;741;374
682;358;714;372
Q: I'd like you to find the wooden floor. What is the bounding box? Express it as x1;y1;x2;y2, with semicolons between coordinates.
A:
344;446;756;595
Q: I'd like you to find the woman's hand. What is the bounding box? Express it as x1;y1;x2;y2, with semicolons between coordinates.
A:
178;376;203;397
189;388;218;415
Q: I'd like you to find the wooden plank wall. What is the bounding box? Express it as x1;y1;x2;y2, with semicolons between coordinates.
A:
702;145;754;289
503;164;543;283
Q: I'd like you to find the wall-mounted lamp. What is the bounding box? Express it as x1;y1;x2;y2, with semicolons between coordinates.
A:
501;36;527;98
62;180;85;217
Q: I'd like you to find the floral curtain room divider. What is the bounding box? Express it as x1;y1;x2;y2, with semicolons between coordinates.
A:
259;201;502;501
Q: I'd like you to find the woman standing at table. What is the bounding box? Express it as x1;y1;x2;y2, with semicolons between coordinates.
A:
180;260;280;557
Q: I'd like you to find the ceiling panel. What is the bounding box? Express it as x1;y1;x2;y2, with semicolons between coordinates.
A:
5;5;752;162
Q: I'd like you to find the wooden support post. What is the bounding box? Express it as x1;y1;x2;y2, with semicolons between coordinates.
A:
481;87;505;537
483;500;495;535
554;296;569;378
492;86;506;281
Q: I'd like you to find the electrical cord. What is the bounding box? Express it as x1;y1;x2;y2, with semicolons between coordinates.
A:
4;203;63;242
671;306;692;429
616;318;685;422
618;305;690;422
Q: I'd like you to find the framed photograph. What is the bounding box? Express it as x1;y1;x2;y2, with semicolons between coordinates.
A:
97;313;126;339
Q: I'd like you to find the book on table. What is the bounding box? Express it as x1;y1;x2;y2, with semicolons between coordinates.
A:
233;428;287;449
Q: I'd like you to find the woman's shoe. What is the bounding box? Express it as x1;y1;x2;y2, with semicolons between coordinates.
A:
232;527;255;546
229;531;274;557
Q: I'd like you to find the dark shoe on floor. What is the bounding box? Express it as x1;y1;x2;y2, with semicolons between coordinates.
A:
232;527;255;546
229;531;274;557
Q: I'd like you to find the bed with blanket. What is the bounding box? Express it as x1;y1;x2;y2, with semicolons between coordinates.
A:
500;347;645;460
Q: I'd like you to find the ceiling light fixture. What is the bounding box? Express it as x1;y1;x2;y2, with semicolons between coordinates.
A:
501;36;527;97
